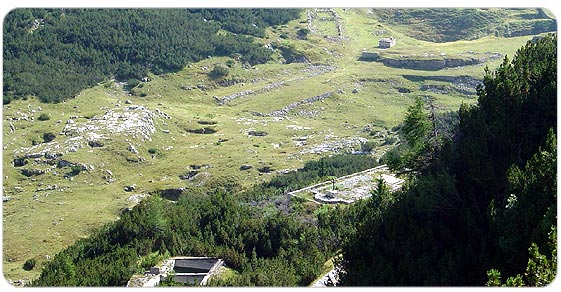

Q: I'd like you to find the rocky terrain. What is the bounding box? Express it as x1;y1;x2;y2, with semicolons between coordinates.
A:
2;8;546;284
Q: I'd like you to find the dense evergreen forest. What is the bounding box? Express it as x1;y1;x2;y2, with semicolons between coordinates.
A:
341;34;557;286
3;9;300;103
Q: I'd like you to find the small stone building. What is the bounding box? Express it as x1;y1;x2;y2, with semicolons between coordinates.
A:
379;37;396;48
127;257;224;287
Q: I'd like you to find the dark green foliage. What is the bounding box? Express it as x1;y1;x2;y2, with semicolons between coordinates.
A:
70;165;82;175
296;28;310;39
225;59;235;68
487;226;557;287
186;127;217;134
340;34;557;286
23;258;37;271
208;65;229;79
264;154;379;192
3;9;301;103
32;191;326;286
360;140;376;153
3;95;12;104
147;148;157;154
190;9;301;38
32;153;378;286
274;42;308;64
38;113;50;121
383;96;434;172
42;132;56;143
125;79;141;90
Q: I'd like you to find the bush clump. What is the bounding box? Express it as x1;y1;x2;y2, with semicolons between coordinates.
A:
23;258;36;271
42;132;56;143
38;113;50;121
208;65;229;79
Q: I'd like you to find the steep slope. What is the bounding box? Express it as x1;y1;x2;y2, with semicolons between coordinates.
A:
2;8;553;284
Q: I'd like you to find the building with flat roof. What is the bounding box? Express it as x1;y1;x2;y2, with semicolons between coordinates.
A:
379;37;396;48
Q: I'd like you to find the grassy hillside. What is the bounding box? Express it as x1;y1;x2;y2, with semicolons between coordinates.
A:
373;8;555;42
2;8;552;284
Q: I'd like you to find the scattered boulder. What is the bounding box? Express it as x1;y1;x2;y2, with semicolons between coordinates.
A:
257;166;274;173
179;170;199;180
57;160;74;168
239;164;253;171
352;88;359;93
44;152;62;159
126;156;145;163
127;144;139;154
127;193;150;205
25;153;43;159
248;130;268;137
3;196;11;202
21;169;46;177
186;127;217;134
88;140;104;148
77;163;94;171
124;185;136;192
125;99;133;104
13;158;28;167
397;87;411;93
189;164;212;170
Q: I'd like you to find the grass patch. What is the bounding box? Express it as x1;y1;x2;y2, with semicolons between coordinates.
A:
2;8;543;283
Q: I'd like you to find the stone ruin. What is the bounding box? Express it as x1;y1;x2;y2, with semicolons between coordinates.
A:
127;257;224;287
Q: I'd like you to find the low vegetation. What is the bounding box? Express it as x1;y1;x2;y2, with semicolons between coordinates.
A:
2;8;556;287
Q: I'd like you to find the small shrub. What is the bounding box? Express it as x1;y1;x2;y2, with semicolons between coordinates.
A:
38;113;50;121
148;148;158;154
126;78;141;89
208;65;229;79
3;95;12;105
382;136;398;146
225;60;235;68
23;258;36;271
361;141;377;152
42;132;56;143
296;28;310;39
70;165;82;175
186;127;217;134
139;92;148;97
279;33;288;39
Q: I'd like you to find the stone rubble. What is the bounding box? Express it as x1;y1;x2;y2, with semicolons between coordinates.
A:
215;65;336;105
300;136;368;154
